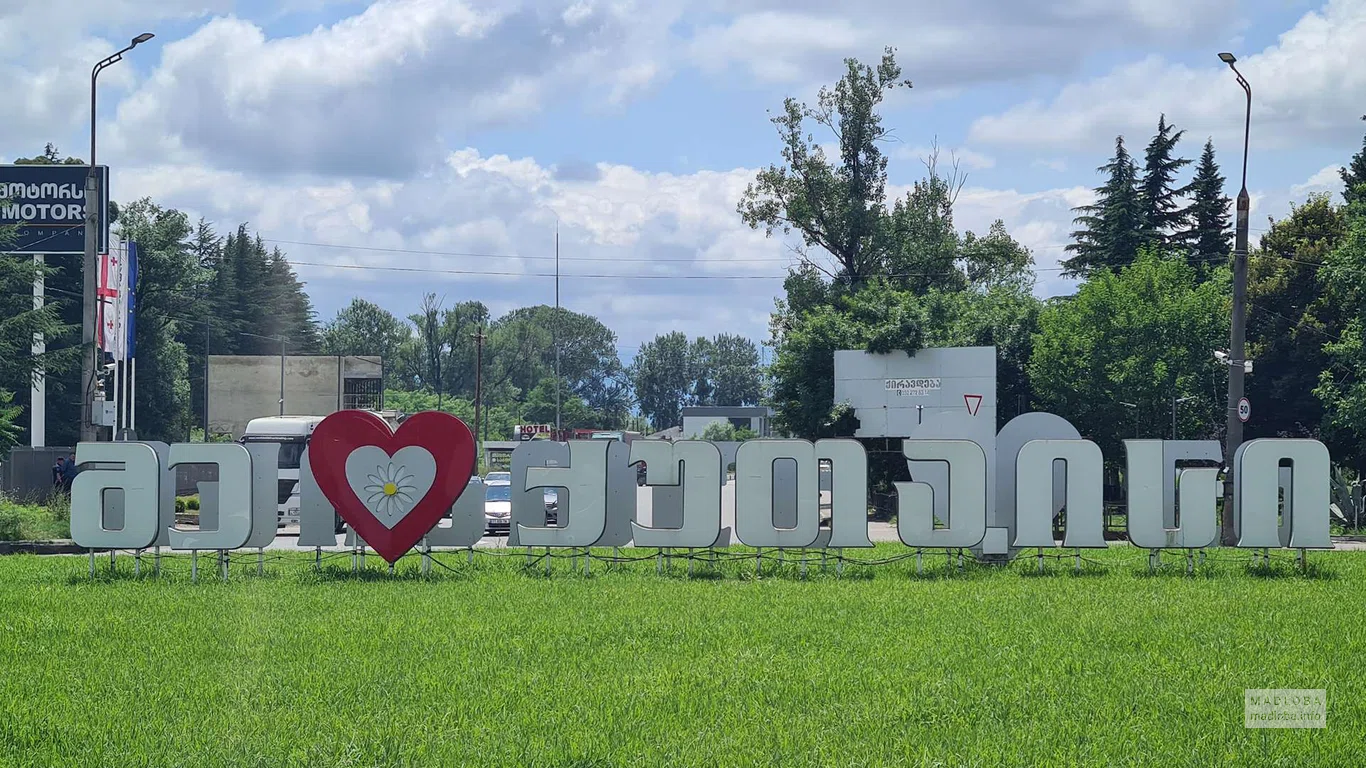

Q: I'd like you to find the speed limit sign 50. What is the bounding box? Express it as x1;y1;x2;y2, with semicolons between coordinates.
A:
1237;397;1251;423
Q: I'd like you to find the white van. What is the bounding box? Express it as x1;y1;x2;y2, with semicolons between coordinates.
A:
241;416;325;527
241;411;403;528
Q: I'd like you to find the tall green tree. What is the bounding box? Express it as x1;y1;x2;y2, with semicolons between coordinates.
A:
115;199;200;443
1314;193;1366;470
737;47;912;286
698;333;762;406
320;298;413;390
630;331;694;430
438;301;490;399
885;158;968;294
1137;115;1192;248
1343;115;1366;206
1177;139;1231;275
1246;194;1346;444
1063;136;1144;277
1030;252;1229;459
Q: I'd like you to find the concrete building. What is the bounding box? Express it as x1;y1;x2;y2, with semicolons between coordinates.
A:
207;355;383;439
680;406;773;439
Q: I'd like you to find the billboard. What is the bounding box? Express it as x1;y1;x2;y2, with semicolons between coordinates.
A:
0;164;109;254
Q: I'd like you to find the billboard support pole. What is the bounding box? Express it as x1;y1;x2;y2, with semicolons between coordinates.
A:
30;254;45;448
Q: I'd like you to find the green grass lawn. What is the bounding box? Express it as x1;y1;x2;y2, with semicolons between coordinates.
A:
0;545;1359;767
0;494;69;541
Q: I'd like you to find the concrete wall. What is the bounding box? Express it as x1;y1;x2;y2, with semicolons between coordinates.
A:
207;355;381;439
833;347;996;438
681;415;768;439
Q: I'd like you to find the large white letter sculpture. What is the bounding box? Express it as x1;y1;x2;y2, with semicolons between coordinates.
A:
896;440;986;549
166;443;255;550
1234;439;1331;549
71;442;162;550
518;440;611;547
734;440;820;548
1125;440;1218;550
1013;439;1106;549
820;439;873;548
631;440;723;548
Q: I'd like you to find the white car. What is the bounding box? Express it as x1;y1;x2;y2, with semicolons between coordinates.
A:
484;481;512;534
485;471;511;484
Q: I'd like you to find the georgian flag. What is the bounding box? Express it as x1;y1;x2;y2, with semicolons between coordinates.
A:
97;239;138;361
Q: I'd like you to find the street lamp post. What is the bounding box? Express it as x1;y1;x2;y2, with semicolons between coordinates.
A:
554;216;561;438
1119;402;1139;438
81;32;154;442
1172;395;1198;440
1218;51;1252;545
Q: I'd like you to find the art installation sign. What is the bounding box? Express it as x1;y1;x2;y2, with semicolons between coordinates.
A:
71;408;1333;565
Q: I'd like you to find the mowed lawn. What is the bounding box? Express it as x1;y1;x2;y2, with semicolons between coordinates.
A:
0;545;1361;767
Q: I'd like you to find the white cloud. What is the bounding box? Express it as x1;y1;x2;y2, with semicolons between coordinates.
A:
968;0;1366;152
894;145;996;171
684;0;1236;89
102;0;677;177
1290;164;1344;199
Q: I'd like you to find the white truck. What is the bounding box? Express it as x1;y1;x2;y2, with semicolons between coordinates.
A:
241;411;402;528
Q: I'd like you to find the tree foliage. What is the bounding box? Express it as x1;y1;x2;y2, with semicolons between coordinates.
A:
1246;195;1346;444
1314;194;1366;470
1177;140;1232;275
1030;253;1229;460
1343;116;1366;206
1137;115;1192;249
737;47;912;287
1064;136;1144;277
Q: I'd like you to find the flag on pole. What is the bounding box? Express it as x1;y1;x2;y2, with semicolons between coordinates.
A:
97;244;121;357
99;239;133;361
125;241;138;360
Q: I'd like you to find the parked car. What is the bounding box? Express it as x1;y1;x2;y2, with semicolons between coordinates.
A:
544;488;559;525
484;481;512;535
485;471;510;484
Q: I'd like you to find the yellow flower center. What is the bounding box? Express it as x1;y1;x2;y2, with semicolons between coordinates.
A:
383;482;398;496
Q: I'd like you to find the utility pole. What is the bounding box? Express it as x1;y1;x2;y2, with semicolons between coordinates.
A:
203;318;210;440
473;327;486;450
279;335;287;416
1218;51;1252;545
554;218;561;437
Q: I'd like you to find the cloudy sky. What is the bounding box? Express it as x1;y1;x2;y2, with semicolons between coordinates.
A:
4;0;1363;360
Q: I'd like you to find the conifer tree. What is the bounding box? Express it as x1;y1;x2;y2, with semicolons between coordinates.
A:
1064;136;1144;276
1177;139;1231;276
1138;115;1192;248
1344;115;1366;205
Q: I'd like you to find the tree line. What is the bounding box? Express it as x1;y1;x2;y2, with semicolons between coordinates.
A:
747;48;1366;475
0;141;766;448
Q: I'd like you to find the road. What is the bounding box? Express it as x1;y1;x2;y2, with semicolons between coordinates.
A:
265;480;903;551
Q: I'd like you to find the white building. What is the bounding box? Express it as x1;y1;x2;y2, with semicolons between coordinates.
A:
680;406;773;439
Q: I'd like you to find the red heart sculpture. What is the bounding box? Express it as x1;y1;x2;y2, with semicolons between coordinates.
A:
309;410;477;563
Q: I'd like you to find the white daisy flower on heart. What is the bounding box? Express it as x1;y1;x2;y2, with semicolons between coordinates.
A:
363;461;418;518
